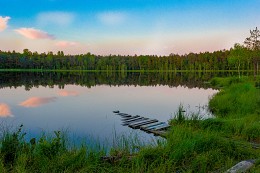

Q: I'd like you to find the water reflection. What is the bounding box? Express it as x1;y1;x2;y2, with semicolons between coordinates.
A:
0;72;221;143
19;97;57;108
0;103;12;117
58;90;79;97
0;71;239;90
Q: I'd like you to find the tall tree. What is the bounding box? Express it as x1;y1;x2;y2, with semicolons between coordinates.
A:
244;27;260;77
244;27;260;50
228;43;247;78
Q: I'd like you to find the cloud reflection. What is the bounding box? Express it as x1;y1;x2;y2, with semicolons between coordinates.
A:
58;90;79;97
19;97;57;107
0;103;13;117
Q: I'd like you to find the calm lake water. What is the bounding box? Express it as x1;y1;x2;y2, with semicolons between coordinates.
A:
0;72;219;145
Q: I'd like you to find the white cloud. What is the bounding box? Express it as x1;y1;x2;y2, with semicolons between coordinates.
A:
37;11;75;26
55;40;78;48
97;11;126;25
0;16;11;32
15;28;55;40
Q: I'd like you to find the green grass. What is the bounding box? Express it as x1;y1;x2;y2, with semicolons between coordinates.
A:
0;76;259;172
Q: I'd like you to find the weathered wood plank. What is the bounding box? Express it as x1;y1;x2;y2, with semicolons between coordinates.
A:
118;114;132;118
122;118;148;126
140;122;164;130
127;119;152;126
117;113;129;116
130;120;158;129
122;115;140;120
152;124;170;131
122;117;145;123
143;122;168;131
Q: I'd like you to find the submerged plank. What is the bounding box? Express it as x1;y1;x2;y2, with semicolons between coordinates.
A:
140;122;165;130
123;117;144;123
122;115;140;120
122;118;148;126
127;119;153;126
118;114;132;118
143;122;168;131
130;120;158;129
152;124;170;131
117;113;129;116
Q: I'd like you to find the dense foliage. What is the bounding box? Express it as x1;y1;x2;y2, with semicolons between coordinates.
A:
0;48;259;72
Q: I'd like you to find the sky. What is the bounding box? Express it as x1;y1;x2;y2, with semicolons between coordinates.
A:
0;0;259;55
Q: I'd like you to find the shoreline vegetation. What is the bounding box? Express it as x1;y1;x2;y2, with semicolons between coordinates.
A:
0;76;259;172
0;69;258;72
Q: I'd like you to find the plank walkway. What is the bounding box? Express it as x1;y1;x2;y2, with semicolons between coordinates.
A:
113;111;170;137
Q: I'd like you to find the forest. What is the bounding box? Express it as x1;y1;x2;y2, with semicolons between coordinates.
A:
0;46;259;72
0;27;259;72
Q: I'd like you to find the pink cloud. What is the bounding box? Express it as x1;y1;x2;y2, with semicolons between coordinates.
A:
55;41;78;48
0;103;13;117
19;97;57;108
0;16;10;32
14;28;55;40
58;90;79;97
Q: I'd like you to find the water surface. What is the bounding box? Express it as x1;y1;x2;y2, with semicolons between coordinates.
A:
0;72;218;144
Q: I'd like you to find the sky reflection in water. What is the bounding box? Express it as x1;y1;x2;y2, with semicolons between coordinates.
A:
19;97;57;108
0;84;218;143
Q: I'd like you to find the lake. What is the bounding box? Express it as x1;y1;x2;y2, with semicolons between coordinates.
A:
0;72;219;146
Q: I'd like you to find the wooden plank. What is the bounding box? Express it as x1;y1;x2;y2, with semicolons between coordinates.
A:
143;122;168;131
122;118;148;126
122;118;148;124
122;117;144;123
152;124;170;131
128;118;149;125
140;122;165;130
113;110;120;113
117;113;129;116
127;119;152;126
129;119;158;129
122;115;139;120
130;119;158;125
118;114;132;118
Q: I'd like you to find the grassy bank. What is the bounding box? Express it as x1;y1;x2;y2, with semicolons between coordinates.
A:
0;77;259;172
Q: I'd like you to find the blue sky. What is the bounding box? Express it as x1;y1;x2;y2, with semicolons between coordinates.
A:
0;0;259;55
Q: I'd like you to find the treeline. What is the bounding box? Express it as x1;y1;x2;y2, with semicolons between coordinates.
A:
1;27;260;71
0;48;258;71
0;71;241;90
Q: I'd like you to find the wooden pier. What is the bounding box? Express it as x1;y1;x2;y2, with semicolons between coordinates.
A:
113;111;170;137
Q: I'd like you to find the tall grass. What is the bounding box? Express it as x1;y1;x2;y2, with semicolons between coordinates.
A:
207;76;260;142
